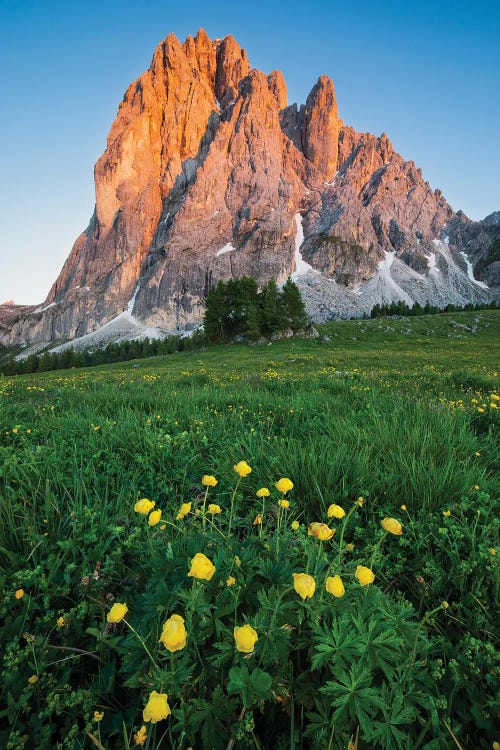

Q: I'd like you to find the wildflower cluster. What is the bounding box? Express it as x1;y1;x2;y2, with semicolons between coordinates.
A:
87;461;447;749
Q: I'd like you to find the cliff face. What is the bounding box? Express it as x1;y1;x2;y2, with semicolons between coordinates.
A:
2;29;497;347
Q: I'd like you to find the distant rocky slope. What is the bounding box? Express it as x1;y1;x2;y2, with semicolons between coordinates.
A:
1;29;498;349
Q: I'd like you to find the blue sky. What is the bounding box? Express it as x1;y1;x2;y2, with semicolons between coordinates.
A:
1;0;499;304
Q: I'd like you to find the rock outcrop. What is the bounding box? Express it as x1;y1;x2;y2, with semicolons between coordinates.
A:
1;30;498;348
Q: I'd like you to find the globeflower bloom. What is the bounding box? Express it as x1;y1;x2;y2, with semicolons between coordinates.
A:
291;520;300;530
234;460;252;477
207;504;221;514
292;573;316;600
28;675;38;685
278;499;290;509
201;475;218;487
159;614;187;652
107;602;128;623
381;517;403;535
253;514;262;525
188;552;216;581
275;478;294;494
226;576;236;586
148;509;162;526
308;522;335;541
234;624;258;653
327;504;345;519
15;589;24;600
256;487;270;497
355;565;375;586
134;498;155;515
134;725;147;746
325;575;345;597
176;502;192;520
143;691;171;723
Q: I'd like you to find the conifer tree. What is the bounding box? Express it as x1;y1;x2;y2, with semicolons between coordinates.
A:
260;279;285;335
281;277;308;330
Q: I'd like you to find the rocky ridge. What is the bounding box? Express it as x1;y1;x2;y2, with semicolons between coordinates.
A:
1;29;498;349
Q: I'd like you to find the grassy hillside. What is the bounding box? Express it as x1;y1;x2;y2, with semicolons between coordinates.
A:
1;311;498;749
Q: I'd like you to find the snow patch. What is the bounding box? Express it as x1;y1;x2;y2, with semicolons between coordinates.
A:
216;243;235;256
291;213;317;279
459;252;489;289
127;284;140;315
33;302;57;314
426;252;440;275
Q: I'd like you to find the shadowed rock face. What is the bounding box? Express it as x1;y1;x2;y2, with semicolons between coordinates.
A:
2;30;498;346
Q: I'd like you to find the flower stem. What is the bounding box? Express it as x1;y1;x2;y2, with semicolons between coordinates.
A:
201;486;209;531
228;477;241;538
123;619;158;671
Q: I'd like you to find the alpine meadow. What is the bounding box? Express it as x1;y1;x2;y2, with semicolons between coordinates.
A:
1;311;498;749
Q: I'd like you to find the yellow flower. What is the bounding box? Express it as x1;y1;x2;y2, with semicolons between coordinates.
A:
256;487;270;497
176;502;192;520
474;451;480;456
381;517;403;536
202;475;218;487
143;691;171;723
292;572;316;600
159;614;187;652
134;725;148;746
234;555;241;567
346;543;355;551
208;504;221;514
443;510;451;517
327;504;345;519
188;552;216;581
473;485;480;490
308;522;335;541
278;499;290;509
291;520;300;530
355;496;364;507
401;504;407;511
253;514;262;525
93;711;104;722
490;548;497;556
441;601;449;609
134;498;155;515
28;675;38;685
234;460;252;477
355;565;375;586
226;576;236;586
57;616;65;627
492;394;500;401
15;588;24;600
106;602;128;623
325;575;345;597
160;523;166;530
275;478;294;494
148;509;162;526
493;743;500;750
234;624;258;653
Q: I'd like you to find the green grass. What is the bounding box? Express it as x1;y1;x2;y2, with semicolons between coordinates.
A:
0;310;499;749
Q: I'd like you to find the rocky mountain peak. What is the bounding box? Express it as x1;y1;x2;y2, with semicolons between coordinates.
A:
1;30;498;350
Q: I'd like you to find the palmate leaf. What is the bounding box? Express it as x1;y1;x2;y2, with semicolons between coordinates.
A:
320;664;386;735
310;617;361;671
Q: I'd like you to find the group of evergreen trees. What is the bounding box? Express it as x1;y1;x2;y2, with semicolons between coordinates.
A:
370;299;498;319
0;330;207;376
203;276;308;342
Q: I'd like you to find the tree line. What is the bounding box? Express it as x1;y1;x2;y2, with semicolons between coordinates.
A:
370;299;498;319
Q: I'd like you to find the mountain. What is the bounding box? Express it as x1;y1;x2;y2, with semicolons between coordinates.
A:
1;29;498;349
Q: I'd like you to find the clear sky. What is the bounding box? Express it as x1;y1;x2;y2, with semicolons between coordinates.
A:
1;0;499;304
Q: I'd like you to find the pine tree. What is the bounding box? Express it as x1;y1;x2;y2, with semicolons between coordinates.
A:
260;279;285;336
281;277;308;331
